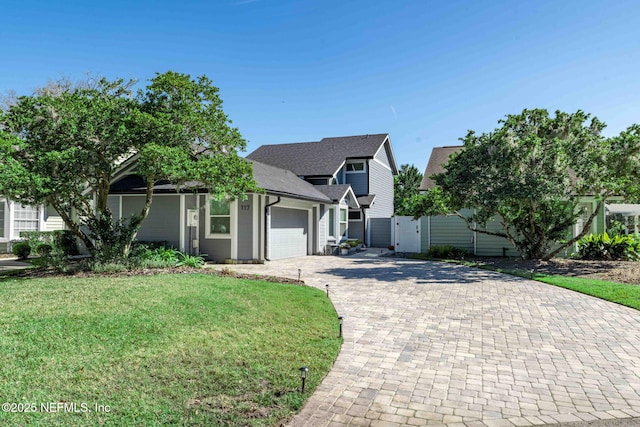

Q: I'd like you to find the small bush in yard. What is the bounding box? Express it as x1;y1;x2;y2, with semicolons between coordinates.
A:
176;252;206;268
577;232;640;261
36;243;53;257
427;245;468;259
12;242;31;259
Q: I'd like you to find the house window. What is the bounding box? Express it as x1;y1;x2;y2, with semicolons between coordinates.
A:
328;208;335;238
339;208;347;237
14;204;39;235
348;210;362;222
209;199;231;235
346;162;366;173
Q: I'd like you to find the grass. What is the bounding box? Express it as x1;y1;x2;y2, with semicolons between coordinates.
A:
0;274;341;426
532;275;640;311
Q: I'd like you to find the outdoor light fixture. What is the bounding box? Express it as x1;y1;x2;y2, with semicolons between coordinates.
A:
299;366;309;392
298;269;301;283
338;315;344;338
326;284;329;297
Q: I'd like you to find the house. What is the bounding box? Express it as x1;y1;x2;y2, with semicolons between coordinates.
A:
0;200;65;252
247;134;398;248
399;146;606;257
107;134;397;263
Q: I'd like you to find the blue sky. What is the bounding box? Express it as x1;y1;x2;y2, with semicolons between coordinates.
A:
2;0;639;173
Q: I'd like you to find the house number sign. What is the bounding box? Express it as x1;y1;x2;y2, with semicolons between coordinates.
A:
240;204;250;211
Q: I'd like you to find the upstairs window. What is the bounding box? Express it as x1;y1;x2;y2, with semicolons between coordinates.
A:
346;161;366;173
348;210;362;221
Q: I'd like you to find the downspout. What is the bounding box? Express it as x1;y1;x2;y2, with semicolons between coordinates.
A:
264;196;281;261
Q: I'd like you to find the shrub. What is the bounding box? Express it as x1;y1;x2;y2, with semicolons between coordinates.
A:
54;230;80;256
427;245;468;259
12;242;31;259
577;232;640;261
176;252;206;268
36;243;53;257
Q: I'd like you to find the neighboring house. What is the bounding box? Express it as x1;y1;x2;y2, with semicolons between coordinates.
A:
247;134;398;248
0;199;65;252
399;146;606;257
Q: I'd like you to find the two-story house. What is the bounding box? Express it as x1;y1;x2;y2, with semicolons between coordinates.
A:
247;134;398;249
105;134;397;263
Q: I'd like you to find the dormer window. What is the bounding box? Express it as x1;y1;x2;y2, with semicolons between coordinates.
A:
346;161;366;173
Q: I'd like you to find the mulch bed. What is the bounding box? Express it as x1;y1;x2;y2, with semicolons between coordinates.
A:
0;264;305;285
468;257;640;286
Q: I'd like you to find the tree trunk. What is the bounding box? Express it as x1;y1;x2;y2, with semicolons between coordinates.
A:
49;200;95;254
542;201;604;261
122;179;155;257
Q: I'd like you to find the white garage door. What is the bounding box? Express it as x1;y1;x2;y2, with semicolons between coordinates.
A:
270;207;308;259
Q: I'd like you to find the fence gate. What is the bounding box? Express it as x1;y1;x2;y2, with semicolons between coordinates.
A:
394;216;421;253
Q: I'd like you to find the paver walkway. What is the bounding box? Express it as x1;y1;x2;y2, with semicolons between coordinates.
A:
217;252;640;427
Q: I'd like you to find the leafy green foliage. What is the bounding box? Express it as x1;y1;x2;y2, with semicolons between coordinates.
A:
176;252;206;268
394;164;423;216
35;243;52;257
12;242;31;259
577;232;640;261
0;72;259;262
426;245;468;259
413;109;640;259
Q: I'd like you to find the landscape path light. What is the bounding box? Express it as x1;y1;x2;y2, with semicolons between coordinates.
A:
299;366;308;393
338;315;344;338
326;284;329;297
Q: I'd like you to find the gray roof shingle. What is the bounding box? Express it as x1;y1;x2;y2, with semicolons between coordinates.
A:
247;134;391;176
110;160;331;203
250;160;330;202
314;184;353;202
420;146;464;190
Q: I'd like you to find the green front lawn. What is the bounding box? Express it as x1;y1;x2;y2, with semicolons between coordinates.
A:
0;274;341;426
533;275;640;311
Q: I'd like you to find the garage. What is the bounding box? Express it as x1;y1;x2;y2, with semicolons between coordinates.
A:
269;207;308;259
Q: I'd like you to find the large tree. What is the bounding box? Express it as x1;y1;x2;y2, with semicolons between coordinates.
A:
394;164;423;216
413;109;640;260
0;71;259;259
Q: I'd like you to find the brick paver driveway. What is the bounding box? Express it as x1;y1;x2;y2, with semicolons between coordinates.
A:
218;253;640;427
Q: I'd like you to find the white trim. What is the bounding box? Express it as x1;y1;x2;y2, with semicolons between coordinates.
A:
374;135;398;173
179;195;185;252
252;194;259;259
195;195;201;255
308;207;313;255
339;207;348;240
330;160;346;182
118;195;123;220
38;205;46;231
231;201;238;259
7;202;14;241
372;157;392;171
